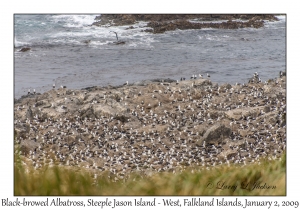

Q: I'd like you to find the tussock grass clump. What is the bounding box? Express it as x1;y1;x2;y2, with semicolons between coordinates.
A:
14;153;285;196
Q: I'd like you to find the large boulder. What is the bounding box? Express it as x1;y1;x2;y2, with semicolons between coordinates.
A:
198;123;231;145
225;106;264;121
92;100;127;118
14;123;30;140
19;140;39;156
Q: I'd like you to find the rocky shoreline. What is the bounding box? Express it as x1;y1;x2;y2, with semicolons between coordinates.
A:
14;73;286;179
92;14;280;33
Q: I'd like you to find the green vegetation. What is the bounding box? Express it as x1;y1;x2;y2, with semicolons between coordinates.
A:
14;152;285;196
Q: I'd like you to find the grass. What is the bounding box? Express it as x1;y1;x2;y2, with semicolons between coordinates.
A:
14;153;286;196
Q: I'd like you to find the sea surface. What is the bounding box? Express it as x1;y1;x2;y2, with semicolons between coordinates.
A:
14;15;286;99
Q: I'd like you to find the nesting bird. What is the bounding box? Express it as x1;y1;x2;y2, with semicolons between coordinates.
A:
14;71;286;179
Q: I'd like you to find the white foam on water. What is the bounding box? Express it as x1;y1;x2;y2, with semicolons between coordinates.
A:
232;19;249;23
264;23;285;29
133;21;149;27
14;38;29;47
198;27;218;31
189;19;228;24
37;21;157;47
128;42;138;48
204;34;221;41
14;14;286;99
89;40;111;46
264;15;286;29
127;36;156;48
275;15;286;21
49;31;95;39
92;20;152;36
50;15;97;28
198;33;232;42
87;26;129;41
51;38;83;45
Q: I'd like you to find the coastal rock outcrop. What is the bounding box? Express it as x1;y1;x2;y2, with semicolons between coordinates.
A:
92;14;280;33
14;73;286;178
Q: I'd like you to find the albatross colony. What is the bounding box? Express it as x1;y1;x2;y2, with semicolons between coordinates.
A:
14;73;286;179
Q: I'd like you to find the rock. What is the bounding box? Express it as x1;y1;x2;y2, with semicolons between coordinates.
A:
19;145;31;156
279;71;286;77
123;121;141;130
196;126;209;136
36;92;51;101
199;123;231;145
114;115;129;123
93;101;126;118
280;112;286;127
150;78;176;83
34;101;44;107
212;83;219;89
238;129;248;137
19;140;39;156
143;29;153;33
268;117;277;126
80;106;96;119
222;83;232;90
225;106;264;120
26;106;33;120
19;47;31;52
81;86;98;92
84;40;91;44
14;123;30;139
264;106;271;113
55;105;68;113
114;41;126;45
227;152;238;160
92;14;279;33
132;78;176;86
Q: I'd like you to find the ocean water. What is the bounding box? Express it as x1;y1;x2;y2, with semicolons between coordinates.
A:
14;14;286;99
